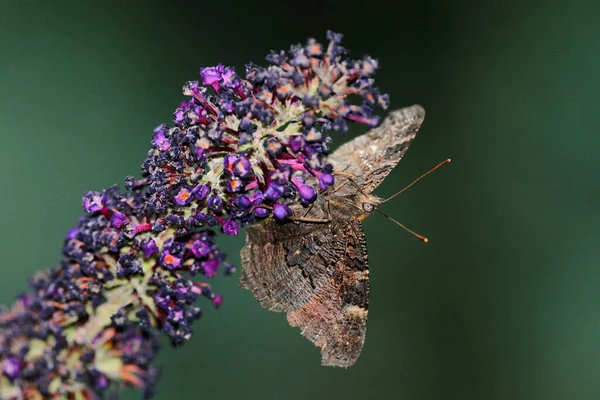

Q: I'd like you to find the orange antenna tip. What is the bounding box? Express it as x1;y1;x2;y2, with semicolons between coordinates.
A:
375;209;428;243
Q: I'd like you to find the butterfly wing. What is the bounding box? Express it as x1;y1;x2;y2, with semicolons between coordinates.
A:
286;222;369;367
240;205;348;312
240;106;421;365
328;105;425;193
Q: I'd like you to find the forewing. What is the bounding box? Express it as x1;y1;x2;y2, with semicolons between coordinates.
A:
286;222;369;368
328;105;425;193
240;212;347;312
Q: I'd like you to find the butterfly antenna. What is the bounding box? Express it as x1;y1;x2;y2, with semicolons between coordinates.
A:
375;209;429;243
383;158;451;203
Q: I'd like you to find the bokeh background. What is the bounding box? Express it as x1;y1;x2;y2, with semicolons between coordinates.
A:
1;1;599;399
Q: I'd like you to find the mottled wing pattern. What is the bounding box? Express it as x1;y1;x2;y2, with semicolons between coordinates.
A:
286;222;369;367
240;106;424;366
240;208;348;312
328;104;424;193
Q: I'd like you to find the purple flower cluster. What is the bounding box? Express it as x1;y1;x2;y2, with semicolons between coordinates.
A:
77;187;231;346
0;185;232;398
141;30;388;231
0;31;389;399
0;285;159;399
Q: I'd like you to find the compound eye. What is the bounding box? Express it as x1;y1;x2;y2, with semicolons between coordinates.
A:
363;203;375;212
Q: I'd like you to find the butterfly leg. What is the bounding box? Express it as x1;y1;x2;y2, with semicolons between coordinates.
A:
332;170;369;197
289;201;332;224
301;204;316;218
334;170;358;178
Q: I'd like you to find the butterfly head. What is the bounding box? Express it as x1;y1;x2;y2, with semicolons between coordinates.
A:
362;202;375;213
356;192;383;219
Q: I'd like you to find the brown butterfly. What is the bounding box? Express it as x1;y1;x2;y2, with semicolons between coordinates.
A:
240;105;425;367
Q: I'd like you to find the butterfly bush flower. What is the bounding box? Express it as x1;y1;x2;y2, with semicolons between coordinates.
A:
0;31;388;399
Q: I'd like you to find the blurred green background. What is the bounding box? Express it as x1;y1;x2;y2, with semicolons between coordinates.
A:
1;1;599;399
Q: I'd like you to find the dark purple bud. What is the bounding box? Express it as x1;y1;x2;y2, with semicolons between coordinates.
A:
254;207;270;218
165;214;184;227
238;131;252;145
305;39;323;57
305;128;322;142
168;307;185;323
305;153;321;169
266;50;287;65
136;308;152;331
202;259;220;277
291;176;317;203
238;117;256;133
169;241;184;256
66;227;79;239
235;194;251;209
82;191;104;213
195;142;207;159
273;203;292;220
195;212;206;223
346;113;381;127
223;154;237;175
302;95;319;108
200;64;236;91
207;127;222;141
174;109;185;125
93;371;109;390
264;182;284;201
174;279;192;296
302;114;316;128
378;93;390;109
177;304;196;324
200;65;221;86
270;167;291;184
153;221;166;232
17;294;32;308
111;310;127;326
160;250;182;270
183;80;199;95
192;183;210;201
290;70;304;85
117;255;143;277
248;191;265;205
288;135;305;153
154;292;170;310
222;219;239;236
110;211;128;228
124;175;147;190
327;30;344;43
313;169;335;190
225;177;243;193
359;56;379;76
3;357;20;380
332;117;348;134
141;238;159;258
318;83;333;98
264;138;282;155
152;125;171;151
290;46;310;68
224;263;237;275
233;153;252;178
191;240;211;258
173;187;193;206
207;194;224;212
212;294;223;309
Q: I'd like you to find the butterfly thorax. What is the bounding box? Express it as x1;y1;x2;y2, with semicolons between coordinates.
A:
318;175;383;223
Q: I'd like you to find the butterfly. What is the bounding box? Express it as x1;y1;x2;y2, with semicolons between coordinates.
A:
240;105;425;367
